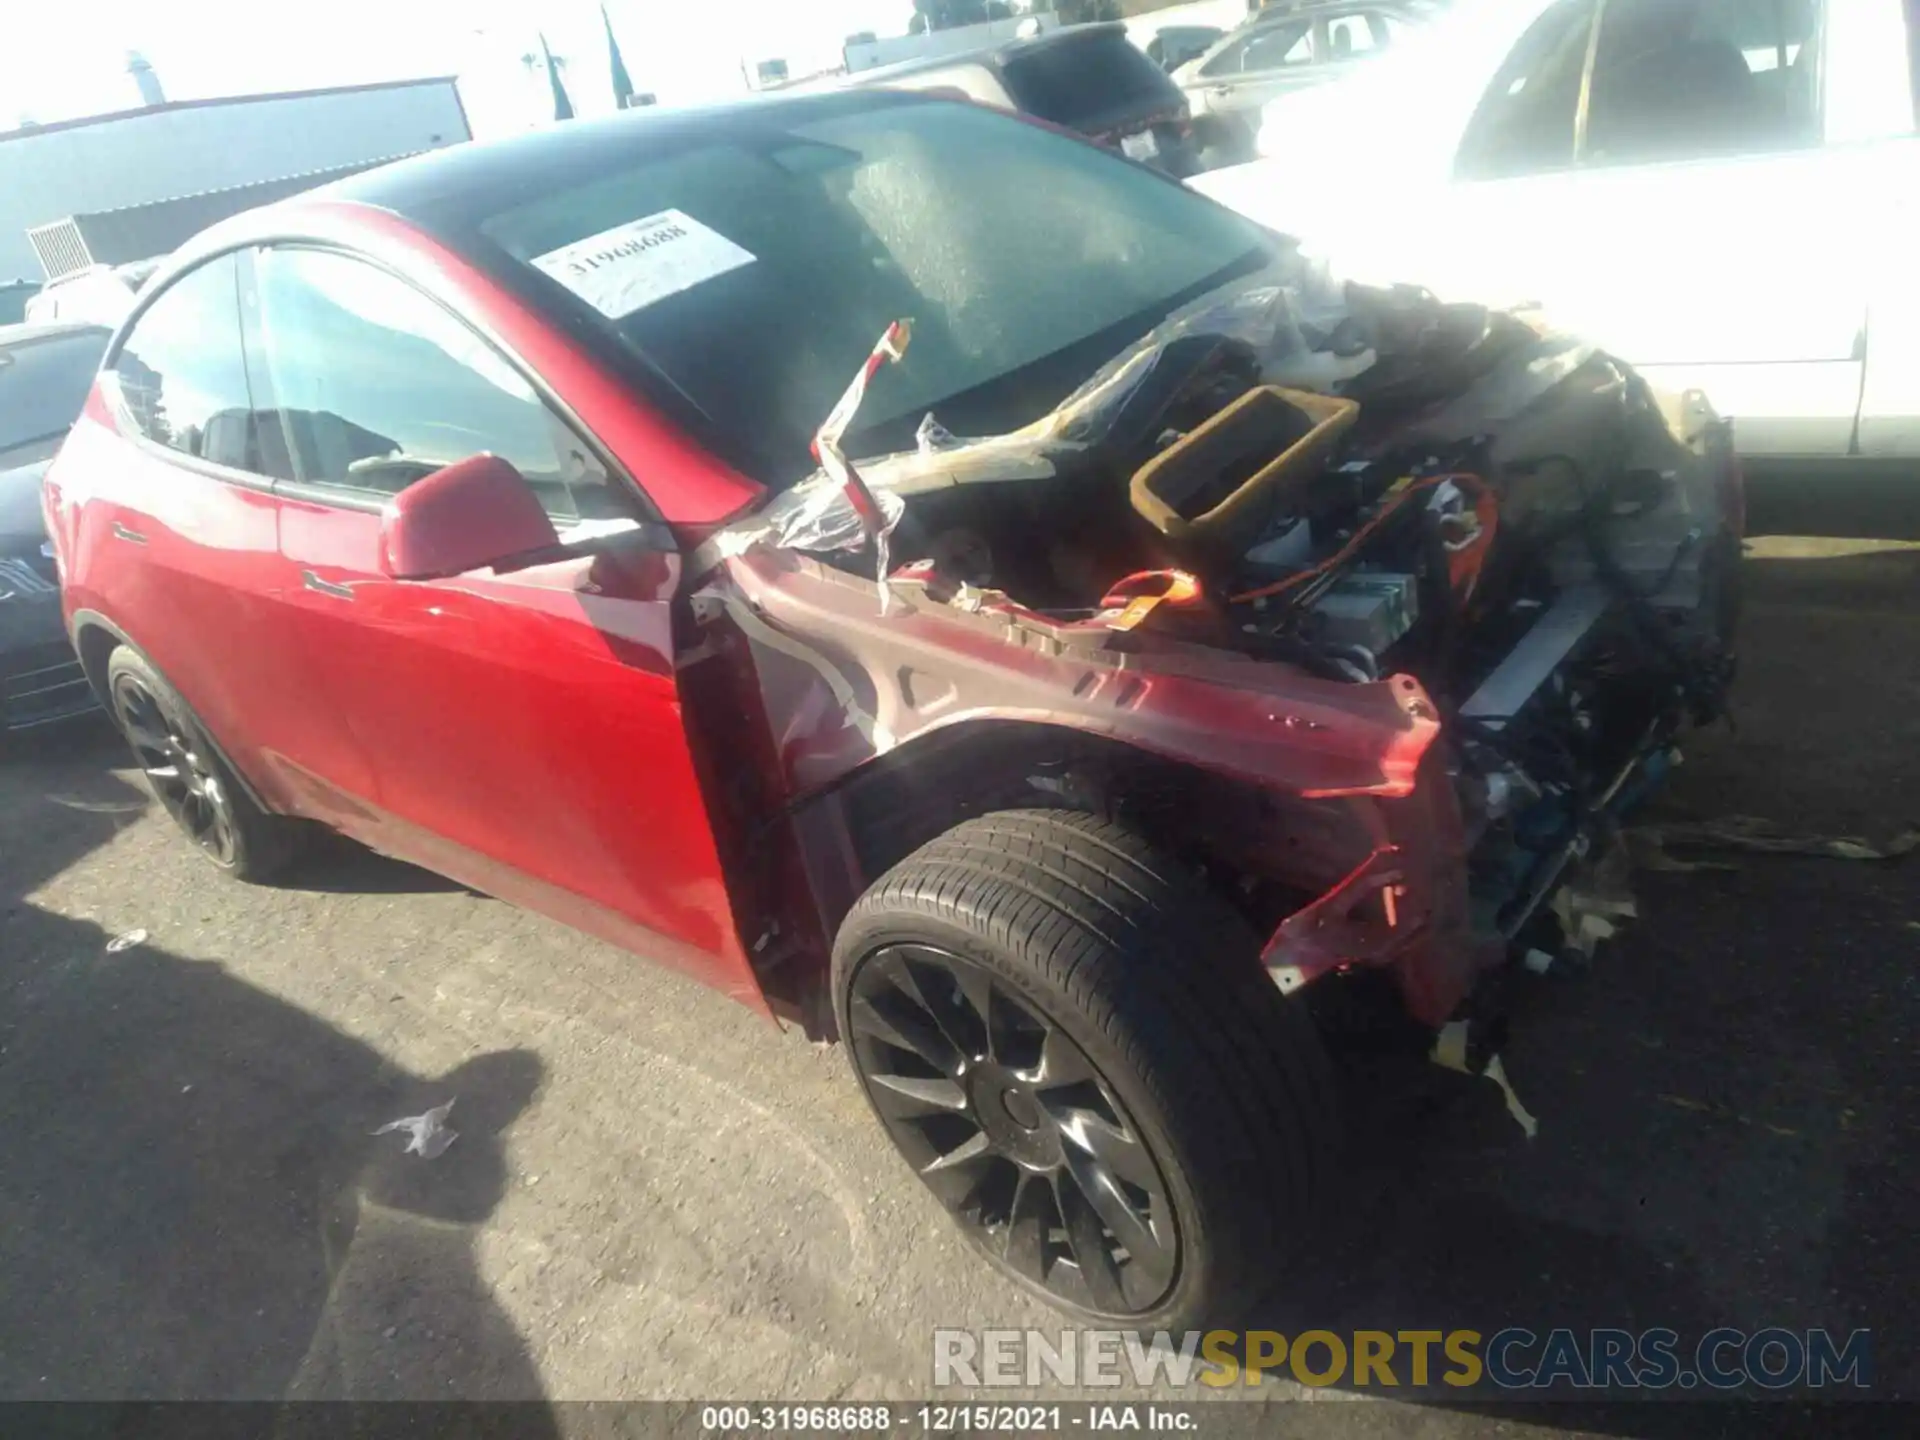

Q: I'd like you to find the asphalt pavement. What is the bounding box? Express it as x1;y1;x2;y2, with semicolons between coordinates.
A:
1;529;1916;1431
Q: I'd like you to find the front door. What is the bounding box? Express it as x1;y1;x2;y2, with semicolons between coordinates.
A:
62;250;377;811
247;243;762;1004
1194;16;1317;129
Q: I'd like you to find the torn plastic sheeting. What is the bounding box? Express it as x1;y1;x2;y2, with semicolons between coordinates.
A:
708;585;895;754
915;412;959;456
767;475;905;558
807;319;914;612
759;255;1595;527
777;259;1354;503
1403;329;1599;438
373;1098;457;1159
1628;816;1920;868
1432;1021;1539;1140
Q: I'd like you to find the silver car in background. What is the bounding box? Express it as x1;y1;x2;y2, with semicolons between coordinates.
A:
1175;0;1440;164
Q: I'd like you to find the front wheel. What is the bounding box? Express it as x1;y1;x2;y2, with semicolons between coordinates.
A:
832;809;1339;1328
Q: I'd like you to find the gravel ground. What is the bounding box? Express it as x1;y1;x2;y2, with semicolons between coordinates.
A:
1;531;1914;1432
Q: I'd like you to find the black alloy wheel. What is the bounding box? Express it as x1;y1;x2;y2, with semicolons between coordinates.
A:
103;644;304;881
833;809;1341;1330
111;666;238;865
847;942;1178;1315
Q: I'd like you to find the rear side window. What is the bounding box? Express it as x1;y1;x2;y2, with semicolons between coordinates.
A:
1584;0;1824;164
112;254;259;472
0;327;108;463
1202;21;1311;76
1247;22;1315;68
1455;0;1597;179
1323;13;1388;60
250;247;622;529
1000;30;1180;126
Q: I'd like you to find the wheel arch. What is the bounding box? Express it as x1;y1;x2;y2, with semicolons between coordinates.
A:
781;716;1378;1032
69;608;276;815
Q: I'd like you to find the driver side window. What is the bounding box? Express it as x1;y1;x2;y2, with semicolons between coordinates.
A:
248;247;627;533
1583;0;1825;165
1247;22;1313;69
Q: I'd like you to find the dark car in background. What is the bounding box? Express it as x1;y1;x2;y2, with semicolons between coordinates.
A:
838;23;1202;175
0;321;108;729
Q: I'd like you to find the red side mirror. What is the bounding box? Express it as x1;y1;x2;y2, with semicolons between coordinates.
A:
379;454;560;581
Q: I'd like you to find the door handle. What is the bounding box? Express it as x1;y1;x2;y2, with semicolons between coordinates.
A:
111;521;148;545
302;570;356;601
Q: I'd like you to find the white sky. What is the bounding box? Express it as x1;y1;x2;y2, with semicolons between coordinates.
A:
3;0;919;135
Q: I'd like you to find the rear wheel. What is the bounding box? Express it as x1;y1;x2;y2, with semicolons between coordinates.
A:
106;645;304;882
832;809;1339;1328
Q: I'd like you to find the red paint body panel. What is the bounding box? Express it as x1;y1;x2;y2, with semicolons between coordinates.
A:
1260;747;1491;1027
52;200;767;1012
46;415;378;814
43;195;1506;1030
379;453;559;580
275;497;764;1009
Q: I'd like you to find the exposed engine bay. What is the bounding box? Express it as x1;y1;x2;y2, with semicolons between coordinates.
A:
709;258;1740;1019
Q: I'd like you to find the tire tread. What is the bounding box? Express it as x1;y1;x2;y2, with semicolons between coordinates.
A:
834;808;1339;1326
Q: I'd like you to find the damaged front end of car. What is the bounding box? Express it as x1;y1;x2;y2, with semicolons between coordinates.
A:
680;252;1740;1038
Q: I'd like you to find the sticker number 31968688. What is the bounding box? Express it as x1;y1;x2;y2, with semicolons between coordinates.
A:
530;208;757;320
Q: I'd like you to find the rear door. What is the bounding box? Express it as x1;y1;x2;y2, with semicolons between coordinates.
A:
1445;0;1863;456
1190;18;1318;125
247;243;761;1002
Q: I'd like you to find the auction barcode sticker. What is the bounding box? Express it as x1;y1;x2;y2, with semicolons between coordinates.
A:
530;208;755;318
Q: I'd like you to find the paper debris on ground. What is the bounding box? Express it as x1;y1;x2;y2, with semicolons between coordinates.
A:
1629;816;1919;869
1551;835;1640;958
105;928;149;953
373;1099;457;1159
1432;1020;1539;1139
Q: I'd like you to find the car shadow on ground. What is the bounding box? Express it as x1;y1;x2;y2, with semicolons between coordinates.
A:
1246;542;1920;1427
285;828;478;897
7;710;474;898
0;731;554;1414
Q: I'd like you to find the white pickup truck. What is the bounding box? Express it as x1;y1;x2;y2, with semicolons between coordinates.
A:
1193;0;1920;461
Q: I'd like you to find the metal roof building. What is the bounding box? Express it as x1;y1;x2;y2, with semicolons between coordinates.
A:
25;156;420;283
1;77;471;283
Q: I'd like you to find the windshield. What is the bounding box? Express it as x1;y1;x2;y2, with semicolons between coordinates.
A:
0;327;109;462
477;99;1268;488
